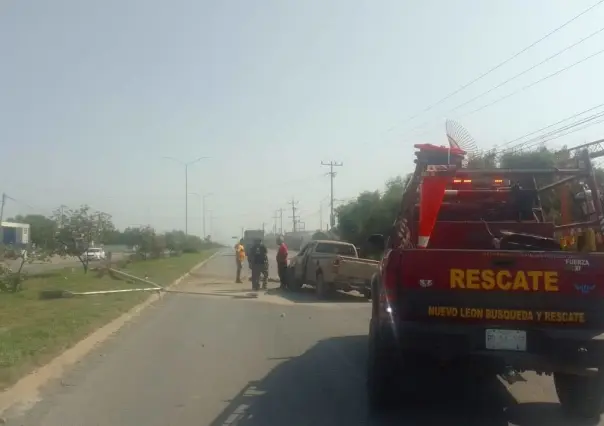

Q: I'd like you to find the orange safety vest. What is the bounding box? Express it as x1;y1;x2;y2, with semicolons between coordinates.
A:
235;244;246;262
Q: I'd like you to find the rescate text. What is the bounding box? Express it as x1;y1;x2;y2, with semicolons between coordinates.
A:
449;269;559;292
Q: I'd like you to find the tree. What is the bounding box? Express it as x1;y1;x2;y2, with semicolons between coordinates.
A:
165;230;187;255
51;205;116;272
336;174;411;248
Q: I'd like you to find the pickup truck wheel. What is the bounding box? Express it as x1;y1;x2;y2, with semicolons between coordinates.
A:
366;319;399;412
555;371;604;419
315;273;328;299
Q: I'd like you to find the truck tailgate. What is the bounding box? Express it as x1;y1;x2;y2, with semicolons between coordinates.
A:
397;249;604;330
333;256;380;281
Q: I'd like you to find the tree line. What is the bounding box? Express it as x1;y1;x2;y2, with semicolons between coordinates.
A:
0;204;222;291
334;146;604;252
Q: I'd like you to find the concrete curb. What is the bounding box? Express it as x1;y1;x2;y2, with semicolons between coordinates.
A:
0;249;222;417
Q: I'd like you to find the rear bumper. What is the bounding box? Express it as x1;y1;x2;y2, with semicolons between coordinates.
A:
333;277;371;292
384;321;604;375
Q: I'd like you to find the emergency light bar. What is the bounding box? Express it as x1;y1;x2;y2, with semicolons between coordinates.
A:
451;177;510;188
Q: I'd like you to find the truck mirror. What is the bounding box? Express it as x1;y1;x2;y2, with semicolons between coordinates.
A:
367;234;385;250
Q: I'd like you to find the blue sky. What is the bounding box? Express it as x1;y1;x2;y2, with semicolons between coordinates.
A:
2;0;604;244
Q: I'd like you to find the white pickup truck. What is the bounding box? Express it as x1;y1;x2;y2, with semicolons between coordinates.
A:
287;240;380;299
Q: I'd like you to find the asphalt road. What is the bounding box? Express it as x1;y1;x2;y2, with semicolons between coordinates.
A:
2;249;598;425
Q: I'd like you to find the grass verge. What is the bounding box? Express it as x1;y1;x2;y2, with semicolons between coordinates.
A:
0;249;217;391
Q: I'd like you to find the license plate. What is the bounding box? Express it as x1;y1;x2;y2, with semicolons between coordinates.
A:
485;329;527;351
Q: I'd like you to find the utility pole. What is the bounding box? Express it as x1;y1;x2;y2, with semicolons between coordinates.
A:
321;161;343;228
272;211;280;235
279;208;284;234
288;198;299;232
202;193;212;239
58;205;67;229
0;193;6;243
162;156;209;236
319;203;323;230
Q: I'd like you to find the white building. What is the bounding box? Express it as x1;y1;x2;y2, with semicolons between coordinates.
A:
1;222;30;245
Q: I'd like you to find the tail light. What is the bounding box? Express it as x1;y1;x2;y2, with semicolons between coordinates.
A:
381;250;401;304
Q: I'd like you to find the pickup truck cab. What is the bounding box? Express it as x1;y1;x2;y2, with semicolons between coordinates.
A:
288;240;366;299
367;143;604;420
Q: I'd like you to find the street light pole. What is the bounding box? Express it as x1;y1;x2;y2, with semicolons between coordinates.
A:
163;156;209;236
202;193;212;239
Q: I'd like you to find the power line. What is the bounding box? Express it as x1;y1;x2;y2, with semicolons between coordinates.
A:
507;112;604;153
388;0;604;131
498;102;604;149
404;25;604;137
458;46;604;120
506;110;604;152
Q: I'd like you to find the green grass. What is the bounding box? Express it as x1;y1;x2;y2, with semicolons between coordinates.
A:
0;250;217;390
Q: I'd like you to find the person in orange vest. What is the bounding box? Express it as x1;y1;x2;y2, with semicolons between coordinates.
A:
234;239;246;283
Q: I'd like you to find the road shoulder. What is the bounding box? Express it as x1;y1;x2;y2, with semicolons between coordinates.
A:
0;249;221;417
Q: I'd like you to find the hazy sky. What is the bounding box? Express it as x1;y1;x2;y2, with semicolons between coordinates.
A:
2;0;604;244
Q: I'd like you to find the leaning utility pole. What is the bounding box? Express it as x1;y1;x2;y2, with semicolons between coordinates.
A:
288;198;299;232
321;161;343;228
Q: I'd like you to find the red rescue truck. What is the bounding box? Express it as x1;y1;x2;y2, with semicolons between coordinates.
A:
367;143;604;419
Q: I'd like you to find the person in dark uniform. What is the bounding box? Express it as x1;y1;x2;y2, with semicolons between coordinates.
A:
249;238;268;291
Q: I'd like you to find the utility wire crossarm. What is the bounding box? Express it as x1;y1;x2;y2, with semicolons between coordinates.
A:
558;139;604;161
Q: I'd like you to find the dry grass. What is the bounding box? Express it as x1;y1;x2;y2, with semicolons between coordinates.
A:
0;250;217;390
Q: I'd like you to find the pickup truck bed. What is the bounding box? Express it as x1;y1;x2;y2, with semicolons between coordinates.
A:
333;255;380;298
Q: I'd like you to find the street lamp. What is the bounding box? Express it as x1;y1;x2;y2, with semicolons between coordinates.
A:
163;156;209;235
189;192;213;238
187;192;202;237
201;193;213;239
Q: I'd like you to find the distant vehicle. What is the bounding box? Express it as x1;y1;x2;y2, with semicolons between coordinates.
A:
84;247;106;261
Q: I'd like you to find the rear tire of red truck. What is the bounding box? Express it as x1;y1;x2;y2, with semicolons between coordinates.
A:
555;371;604;419
366;318;400;412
